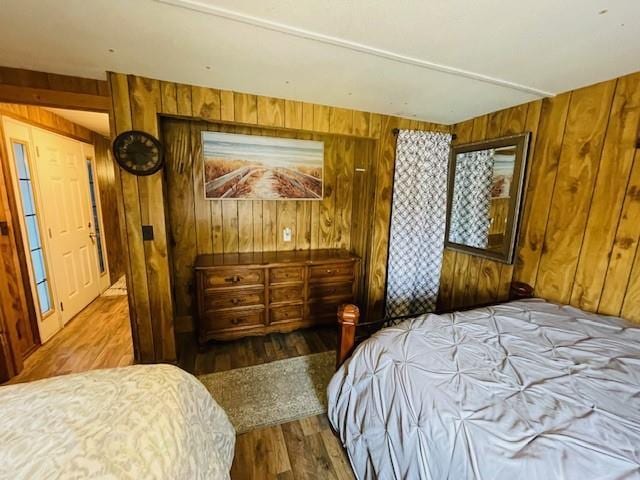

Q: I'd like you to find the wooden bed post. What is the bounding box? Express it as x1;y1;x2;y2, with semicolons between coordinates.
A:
337;304;360;368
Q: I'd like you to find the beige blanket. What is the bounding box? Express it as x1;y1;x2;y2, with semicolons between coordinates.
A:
0;364;235;479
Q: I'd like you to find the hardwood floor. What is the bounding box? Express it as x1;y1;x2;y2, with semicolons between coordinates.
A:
177;326;337;375
8;295;133;384
178;326;355;480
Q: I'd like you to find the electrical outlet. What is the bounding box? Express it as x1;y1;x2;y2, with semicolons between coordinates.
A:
283;227;292;242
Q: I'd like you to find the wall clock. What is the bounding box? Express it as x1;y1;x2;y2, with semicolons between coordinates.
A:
112;130;164;176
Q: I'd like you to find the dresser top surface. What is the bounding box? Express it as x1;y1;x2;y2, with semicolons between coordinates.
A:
194;249;359;269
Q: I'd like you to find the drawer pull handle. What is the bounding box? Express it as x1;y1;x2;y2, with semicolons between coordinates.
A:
326;269;334;274
225;275;241;283
231;318;242;325
230;298;241;305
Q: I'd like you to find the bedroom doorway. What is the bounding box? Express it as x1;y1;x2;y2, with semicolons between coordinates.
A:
0;103;133;384
3;117;108;342
0;70;137;385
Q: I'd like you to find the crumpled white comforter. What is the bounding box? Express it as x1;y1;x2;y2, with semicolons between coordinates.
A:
0;364;235;479
328;299;640;479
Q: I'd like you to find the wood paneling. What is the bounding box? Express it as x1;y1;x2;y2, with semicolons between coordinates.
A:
164;119;370;324
0;131;28;378
0;67;110;111
535;80;616;304
110;73;450;360
440;71;640;323
0;102;94;142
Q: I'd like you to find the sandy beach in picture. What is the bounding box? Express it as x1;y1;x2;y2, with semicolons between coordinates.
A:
202;132;324;200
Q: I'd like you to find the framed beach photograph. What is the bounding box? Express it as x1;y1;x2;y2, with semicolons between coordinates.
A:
202;131;324;200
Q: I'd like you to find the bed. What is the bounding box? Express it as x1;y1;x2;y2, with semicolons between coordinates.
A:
0;364;235;479
328;299;640;479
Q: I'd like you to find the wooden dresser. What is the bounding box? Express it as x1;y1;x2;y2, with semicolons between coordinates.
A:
194;249;360;344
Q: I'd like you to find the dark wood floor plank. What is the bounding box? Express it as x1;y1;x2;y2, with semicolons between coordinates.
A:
321;429;355;480
180;325;350;479
179;326;336;376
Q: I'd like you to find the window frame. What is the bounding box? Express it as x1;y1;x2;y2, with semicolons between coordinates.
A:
9;139;55;319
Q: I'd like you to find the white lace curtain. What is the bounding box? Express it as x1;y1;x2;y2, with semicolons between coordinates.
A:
385;130;452;320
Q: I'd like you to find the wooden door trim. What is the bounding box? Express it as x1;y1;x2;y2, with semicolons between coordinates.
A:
0;120;34;372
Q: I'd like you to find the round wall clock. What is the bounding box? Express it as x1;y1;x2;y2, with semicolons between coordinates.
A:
112;130;164;176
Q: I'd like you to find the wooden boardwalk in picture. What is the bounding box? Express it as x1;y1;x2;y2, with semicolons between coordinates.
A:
206;166;322;199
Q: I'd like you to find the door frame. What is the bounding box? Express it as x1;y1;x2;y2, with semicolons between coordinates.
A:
82;143;111;293
0;68;140;375
3;117;64;341
2;117;111;340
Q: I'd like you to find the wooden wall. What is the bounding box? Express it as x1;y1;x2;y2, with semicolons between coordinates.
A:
0;102;94;142
0;127;30;379
0;66;110;112
163;120;376;327
439;71;640;322
109;73;449;362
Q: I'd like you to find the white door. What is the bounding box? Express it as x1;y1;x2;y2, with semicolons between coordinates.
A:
33;129;100;324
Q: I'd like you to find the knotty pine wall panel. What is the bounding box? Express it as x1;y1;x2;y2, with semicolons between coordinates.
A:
163;119;370;324
109;72;449;361
439;71;640;323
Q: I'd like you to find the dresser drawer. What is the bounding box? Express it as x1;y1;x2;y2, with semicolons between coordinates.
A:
270;285;304;304
270;266;304;284
203;288;264;311
200;309;264;331
194;250;359;343
309;282;353;300
203;268;264;289
309;263;354;281
270;304;303;324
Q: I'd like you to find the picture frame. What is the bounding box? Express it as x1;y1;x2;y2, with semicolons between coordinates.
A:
202;131;324;200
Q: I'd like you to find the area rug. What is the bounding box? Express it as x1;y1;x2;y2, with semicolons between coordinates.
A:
198;350;335;434
101;276;127;297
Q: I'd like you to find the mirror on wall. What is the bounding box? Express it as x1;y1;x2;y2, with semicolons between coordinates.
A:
444;133;530;264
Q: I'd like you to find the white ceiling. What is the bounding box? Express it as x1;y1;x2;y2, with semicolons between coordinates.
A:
43;108;111;137
0;0;638;124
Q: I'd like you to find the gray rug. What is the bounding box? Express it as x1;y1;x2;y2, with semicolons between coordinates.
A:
198;351;335;434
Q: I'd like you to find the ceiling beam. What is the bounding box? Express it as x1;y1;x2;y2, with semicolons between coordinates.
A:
0;84;111;112
0;66;111;112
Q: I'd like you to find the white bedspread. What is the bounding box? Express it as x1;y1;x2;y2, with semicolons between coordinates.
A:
0;364;235;479
328;299;640;479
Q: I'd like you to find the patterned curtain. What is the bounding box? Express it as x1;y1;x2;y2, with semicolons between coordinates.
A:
449;150;495;249
385;130;452;320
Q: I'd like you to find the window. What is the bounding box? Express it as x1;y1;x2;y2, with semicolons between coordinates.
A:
12;142;52;315
86;159;105;273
